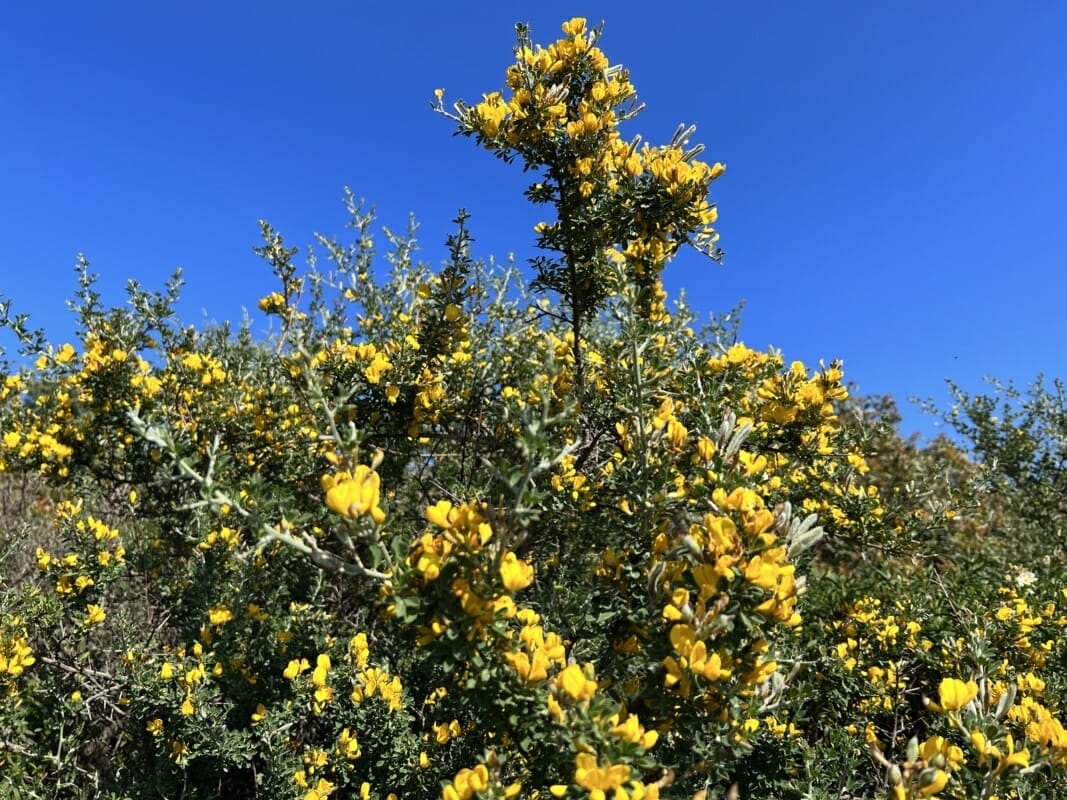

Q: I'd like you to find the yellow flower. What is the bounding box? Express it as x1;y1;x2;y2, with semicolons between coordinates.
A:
425;499;454;528
500;551;534;591
208;606;233;626
312;653;331;687
559;663;597;701
444;764;490;800
304;778;337;800
665;418;688;450
937;677;979;711
574;752;630;796
84;604;106;627
668;623;696;659
690;641;731;681
55;343;77;364
170;740;187;764
284;658;310;679
434;720;463;744
324;466;386;522
337;727;361;760
258;291;286;313
561;17;587;36
695;436;716;462
920;735;965;770
997;734;1031;771
918;768;948;795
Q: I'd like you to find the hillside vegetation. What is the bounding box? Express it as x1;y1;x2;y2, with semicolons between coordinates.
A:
2;18;1066;800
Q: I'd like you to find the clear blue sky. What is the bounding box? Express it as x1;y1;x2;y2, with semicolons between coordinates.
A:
3;2;1065;440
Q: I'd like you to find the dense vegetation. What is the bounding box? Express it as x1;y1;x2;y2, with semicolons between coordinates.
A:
2;18;1065;800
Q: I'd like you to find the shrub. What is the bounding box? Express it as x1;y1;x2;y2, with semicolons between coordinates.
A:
2;18;1066;800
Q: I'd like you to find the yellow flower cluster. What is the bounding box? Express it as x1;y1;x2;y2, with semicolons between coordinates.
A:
440;16;724;314
350;665;403;711
0;616;36;686
323;465;386;522
883;734;962;798
1023;700;1067;766
414;500;493;580
36;503;127;598
989;582;1064;666
197;525;240;552
308;338;394;385
440;751;525;800
828;596;923;724
8;18;1057;798
294;752;337;798
571;752;630;799
441;764;490;800
257;290;287;314
832;596;924;664
83;603;107;627
156;640;220;721
180;351;227;386
432;718;463;745
481;18;625;148
653;486;804;704
502;608;567;683
282;640;402;756
551;454;595;508
0;323;233;476
408;499;537;647
551;749;662;800
284;653;336;713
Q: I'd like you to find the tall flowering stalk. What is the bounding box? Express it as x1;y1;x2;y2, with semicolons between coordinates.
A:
436;18;724;398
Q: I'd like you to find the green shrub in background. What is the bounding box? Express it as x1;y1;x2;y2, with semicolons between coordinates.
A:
2;18;1066;800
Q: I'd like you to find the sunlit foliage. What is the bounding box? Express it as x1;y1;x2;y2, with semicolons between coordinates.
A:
1;18;1065;800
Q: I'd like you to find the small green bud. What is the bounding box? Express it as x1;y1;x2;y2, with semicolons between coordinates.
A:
906;736;919;764
888;765;903;786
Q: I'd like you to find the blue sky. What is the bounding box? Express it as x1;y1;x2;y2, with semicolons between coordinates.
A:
3;3;1065;440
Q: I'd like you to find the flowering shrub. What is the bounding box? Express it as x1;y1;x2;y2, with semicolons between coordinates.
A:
1;17;1066;800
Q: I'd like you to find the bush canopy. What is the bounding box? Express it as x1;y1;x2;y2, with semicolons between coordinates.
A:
2;18;1066;800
